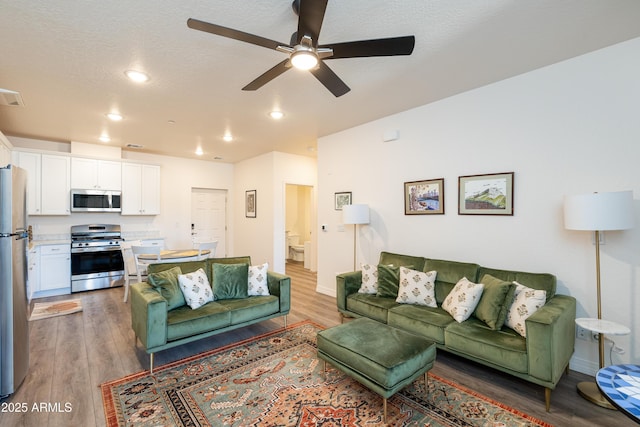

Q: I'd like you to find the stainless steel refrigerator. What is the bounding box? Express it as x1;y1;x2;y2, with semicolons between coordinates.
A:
0;165;29;397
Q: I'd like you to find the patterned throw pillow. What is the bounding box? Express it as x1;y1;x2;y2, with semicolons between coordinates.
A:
357;263;378;294
505;281;547;337
442;277;484;322
178;268;213;309
395;267;437;307
248;263;270;296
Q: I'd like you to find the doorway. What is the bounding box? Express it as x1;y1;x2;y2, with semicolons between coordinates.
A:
285;184;313;268
191;188;227;257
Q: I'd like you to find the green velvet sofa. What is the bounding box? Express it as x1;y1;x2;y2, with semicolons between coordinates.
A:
336;251;576;411
130;256;291;373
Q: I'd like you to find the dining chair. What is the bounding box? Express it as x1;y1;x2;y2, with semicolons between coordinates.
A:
193;240;218;261
131;245;162;283
120;239;141;302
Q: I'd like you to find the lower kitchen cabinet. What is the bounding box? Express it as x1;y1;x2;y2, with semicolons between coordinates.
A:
29;243;71;299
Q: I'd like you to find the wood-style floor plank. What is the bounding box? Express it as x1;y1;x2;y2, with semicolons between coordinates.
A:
0;261;632;426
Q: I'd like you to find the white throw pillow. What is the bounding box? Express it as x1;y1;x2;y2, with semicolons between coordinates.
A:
505;281;547;337
442;277;484;322
396;267;437;307
357;263;379;294
248;263;270;296
178;268;213;309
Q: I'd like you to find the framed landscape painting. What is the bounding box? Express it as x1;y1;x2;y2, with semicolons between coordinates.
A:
404;178;445;215
245;190;256;218
458;172;514;215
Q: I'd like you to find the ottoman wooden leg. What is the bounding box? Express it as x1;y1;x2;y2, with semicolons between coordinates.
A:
383;397;387;424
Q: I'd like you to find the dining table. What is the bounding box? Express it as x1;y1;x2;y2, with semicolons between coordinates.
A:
137;249;210;263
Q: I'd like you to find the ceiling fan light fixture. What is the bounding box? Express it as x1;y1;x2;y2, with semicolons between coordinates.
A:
291;49;318;70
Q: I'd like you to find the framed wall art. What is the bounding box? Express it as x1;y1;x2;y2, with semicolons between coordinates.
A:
334;192;352;210
458;172;514;215
404;178;445;215
245;190;257;218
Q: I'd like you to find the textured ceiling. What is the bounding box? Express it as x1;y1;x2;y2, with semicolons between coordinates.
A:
1;1;640;163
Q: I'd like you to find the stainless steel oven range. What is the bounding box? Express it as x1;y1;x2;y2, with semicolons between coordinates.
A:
70;224;124;293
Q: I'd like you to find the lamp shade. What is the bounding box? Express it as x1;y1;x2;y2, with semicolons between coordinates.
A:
343;204;370;225
564;191;634;231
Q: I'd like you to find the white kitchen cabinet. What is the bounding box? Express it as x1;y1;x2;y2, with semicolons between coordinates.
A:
14;152;70;215
71;157;122;190
30;243;71;299
41;154;71;215
121;163;160;215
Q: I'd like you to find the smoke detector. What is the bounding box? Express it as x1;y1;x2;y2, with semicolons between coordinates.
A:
0;88;25;107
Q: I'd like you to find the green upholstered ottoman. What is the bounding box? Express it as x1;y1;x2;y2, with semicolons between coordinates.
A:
317;317;436;423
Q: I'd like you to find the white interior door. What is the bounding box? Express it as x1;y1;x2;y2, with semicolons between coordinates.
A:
191;188;227;257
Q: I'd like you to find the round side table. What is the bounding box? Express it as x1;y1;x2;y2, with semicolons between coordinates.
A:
596;364;640;424
575;318;631;409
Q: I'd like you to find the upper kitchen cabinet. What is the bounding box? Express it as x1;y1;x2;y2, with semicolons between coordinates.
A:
71;157;122;190
14;151;70;215
121;163;160;215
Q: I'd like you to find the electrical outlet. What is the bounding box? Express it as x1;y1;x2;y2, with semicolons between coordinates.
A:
592;332;600;341
576;326;592;341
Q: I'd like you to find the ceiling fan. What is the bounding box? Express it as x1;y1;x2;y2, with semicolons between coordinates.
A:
187;0;415;97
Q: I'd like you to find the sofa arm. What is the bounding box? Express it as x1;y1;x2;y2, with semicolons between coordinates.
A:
525;294;576;386
130;282;168;351
267;271;291;314
336;271;362;312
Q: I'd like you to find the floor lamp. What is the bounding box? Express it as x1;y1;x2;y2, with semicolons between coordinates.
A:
563;190;634;408
343;204;370;271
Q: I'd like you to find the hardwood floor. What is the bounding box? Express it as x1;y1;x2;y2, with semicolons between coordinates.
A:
0;261;631;426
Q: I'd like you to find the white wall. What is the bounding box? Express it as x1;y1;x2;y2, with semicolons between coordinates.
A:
317;37;640;375
8;137;235;251
234;152;317;273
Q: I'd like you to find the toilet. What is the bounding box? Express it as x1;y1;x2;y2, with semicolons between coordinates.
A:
287;233;305;262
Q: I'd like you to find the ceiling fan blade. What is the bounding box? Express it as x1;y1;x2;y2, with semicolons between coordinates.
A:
324;36;415;59
297;0;328;46
242;59;291;91
187;18;286;51
309;61;350;97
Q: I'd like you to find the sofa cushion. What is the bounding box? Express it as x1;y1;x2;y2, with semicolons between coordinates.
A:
166;301;231;341
474;274;515;330
395;267;437;307
376;264;403;298
147;266;185;310
442;277;484;322
424;259;480;304
477;266;556;301
388;304;454;345
178;268;214;309
357;263;379;294
346;293;399;323
212;263;249;300
378;251;426;271
445;317;527;374
216;295;279;325
505;282;547;337
248;263;269;296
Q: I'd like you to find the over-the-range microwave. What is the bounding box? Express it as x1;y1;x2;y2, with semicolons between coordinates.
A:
70;189;122;212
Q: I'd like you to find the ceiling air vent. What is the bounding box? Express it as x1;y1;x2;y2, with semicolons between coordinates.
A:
126;143;144;149
0;88;25;107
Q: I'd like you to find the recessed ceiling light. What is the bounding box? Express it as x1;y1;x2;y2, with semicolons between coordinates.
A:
106;112;123;121
223;134;233;142
99;135;111;143
124;69;150;83
195;147;203;156
269;110;284;120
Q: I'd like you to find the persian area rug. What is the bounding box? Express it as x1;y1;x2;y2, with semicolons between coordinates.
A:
101;320;552;427
29;298;83;321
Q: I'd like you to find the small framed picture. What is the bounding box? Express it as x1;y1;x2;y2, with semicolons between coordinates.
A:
334;192;352;210
404;178;445;215
245;190;257;218
458;172;514;215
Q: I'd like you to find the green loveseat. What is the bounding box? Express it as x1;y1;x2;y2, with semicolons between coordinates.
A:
336;251;576;411
130;256;291;372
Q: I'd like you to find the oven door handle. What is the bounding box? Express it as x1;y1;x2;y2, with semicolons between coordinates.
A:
71;246;122;253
